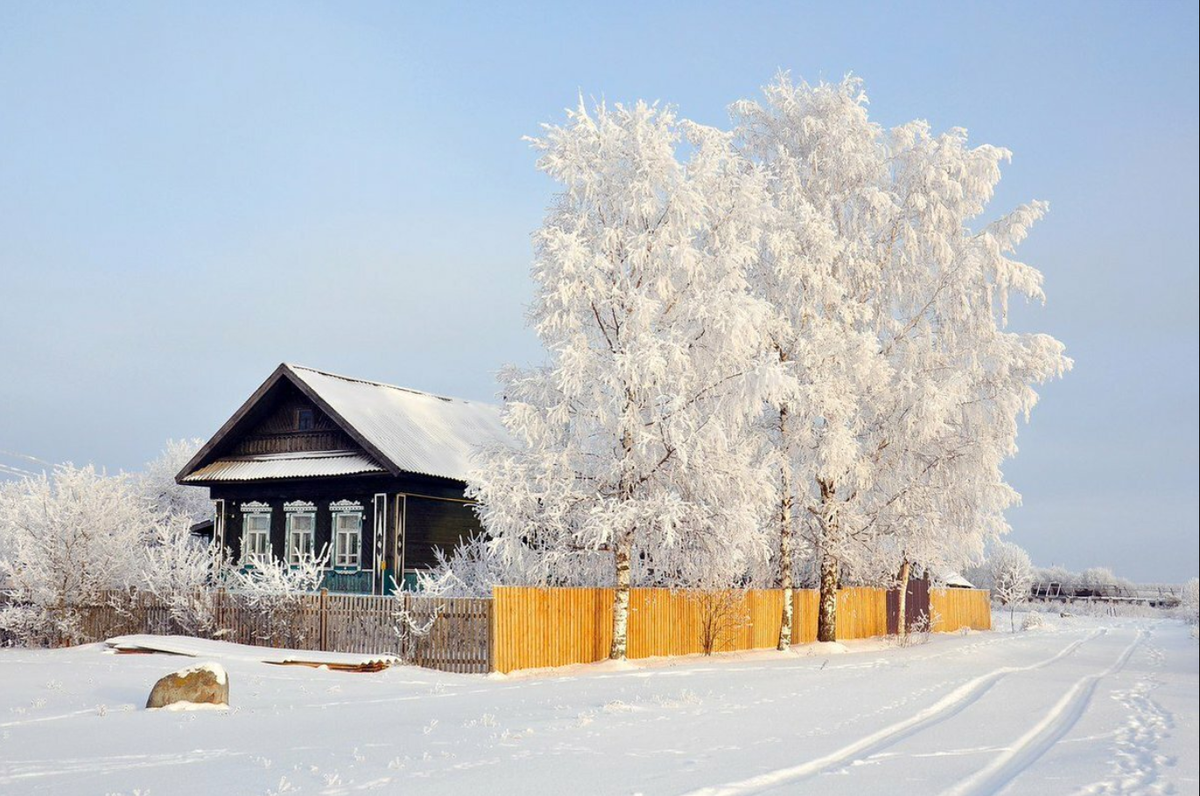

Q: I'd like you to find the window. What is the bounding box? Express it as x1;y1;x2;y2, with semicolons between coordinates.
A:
287;511;316;565
295;408;314;431
334;512;363;570
242;511;271;560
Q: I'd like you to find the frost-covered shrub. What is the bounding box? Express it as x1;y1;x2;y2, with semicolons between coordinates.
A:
986;542;1034;633
412;533;612;597
691;589;750;656
228;548;328;647
893;610;936;648
1178;578;1198;624
1021;611;1045;631
0;465;153;645
138;518;229;636
137;438;210;525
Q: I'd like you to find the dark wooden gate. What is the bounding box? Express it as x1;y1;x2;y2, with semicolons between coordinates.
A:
887;575;931;634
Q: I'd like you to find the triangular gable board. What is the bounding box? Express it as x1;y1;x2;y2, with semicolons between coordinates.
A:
230;382;356;457
176;364;396;482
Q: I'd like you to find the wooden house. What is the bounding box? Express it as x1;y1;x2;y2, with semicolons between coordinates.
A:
176;363;511;594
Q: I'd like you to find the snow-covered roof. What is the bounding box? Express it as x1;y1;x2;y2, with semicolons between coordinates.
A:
177;364;513;485
180;450;385;483
285;365;511;482
933;569;975;589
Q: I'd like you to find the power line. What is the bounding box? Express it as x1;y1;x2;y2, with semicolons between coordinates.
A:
0;448;53;466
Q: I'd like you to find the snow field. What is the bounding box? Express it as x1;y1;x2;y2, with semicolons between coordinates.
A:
0;614;1194;795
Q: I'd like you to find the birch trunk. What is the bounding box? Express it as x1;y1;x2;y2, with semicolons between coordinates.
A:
610;423;636;661
895;558;911;638
610;527;634;659
817;551;839;643
776;404;794;651
816;478;840;643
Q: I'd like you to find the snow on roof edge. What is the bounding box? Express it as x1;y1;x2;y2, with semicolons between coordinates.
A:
285;363;491;408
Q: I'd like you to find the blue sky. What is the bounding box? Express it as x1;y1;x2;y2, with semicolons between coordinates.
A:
1;2;1196;581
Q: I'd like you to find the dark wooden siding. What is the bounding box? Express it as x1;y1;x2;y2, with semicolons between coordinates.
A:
403;496;484;572
214;478;390;594
230;383;356;456
210;472;478;594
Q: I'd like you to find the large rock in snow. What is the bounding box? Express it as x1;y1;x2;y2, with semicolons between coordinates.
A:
146;662;229;709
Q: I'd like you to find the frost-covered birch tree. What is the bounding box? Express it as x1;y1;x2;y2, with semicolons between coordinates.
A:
733;75;1069;642
469;99;773;659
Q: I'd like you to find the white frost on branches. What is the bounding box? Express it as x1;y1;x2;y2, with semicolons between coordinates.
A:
986;541;1035;632
0;465;152;644
468;74;1070;650
469;99;777;658
137;438;210;525
0;440;318;646
731;74;1070;641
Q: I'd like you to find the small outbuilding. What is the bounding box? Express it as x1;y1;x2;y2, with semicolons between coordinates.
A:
176;363;511;594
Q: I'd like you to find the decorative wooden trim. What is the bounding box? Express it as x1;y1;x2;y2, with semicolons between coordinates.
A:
372;493;387;595
241;510;272;559
330;498;364;512
286;509;317;566
212;499;226;548
331;509;364;572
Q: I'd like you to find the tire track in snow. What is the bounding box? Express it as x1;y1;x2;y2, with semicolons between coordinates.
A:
939;630;1144;796
680;630;1104;796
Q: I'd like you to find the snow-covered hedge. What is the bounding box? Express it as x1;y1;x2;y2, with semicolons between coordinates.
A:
0;441;325;648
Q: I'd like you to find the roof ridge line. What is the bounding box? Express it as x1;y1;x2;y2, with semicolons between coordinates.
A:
285;363;472;404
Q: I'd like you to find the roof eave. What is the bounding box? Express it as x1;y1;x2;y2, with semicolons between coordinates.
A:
175;363;293;484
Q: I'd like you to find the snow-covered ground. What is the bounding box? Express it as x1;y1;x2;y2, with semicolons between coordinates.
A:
0;614;1195;795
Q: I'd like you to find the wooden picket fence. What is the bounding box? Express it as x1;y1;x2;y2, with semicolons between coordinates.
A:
74;590;492;674
490;586;990;673
65;585;989;675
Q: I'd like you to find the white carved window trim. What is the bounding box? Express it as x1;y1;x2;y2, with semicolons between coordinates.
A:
331;500;365;571
240;502;272;562
284;501;317;566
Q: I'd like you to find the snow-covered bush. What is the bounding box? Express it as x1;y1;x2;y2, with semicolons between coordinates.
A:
138;516;229;635
228;548;328;646
137;438;210;525
892;609;936;648
987;541;1034;632
411;533;616;597
1021;611;1045;631
1034;565;1076;593
1179;578;1198;624
0;465;153;645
